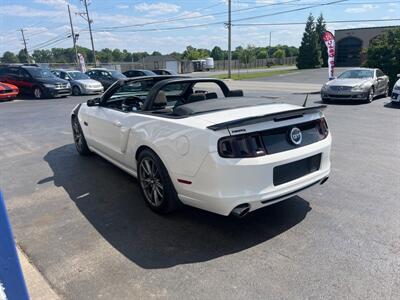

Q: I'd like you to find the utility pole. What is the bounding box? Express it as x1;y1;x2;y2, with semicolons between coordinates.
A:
20;29;30;63
269;31;272;48
79;0;96;66
67;4;79;67
227;0;232;79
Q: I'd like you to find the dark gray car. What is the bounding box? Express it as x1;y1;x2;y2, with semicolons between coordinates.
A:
85;68;126;89
321;68;389;103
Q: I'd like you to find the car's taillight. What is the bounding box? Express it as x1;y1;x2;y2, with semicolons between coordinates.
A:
318;118;329;138
218;134;267;158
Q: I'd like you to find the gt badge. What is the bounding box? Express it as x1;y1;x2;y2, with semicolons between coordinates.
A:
289;127;302;145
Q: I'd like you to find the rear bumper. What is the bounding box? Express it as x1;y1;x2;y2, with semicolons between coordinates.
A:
174;134;331;216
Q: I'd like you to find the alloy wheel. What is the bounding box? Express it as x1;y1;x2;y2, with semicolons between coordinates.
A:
72;119;83;152
34;88;42;99
139;158;164;207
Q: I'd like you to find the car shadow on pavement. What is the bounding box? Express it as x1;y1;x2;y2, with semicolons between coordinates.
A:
384;102;400;109
41;144;312;269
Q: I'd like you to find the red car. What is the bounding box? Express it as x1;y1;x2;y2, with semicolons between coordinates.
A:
0;82;19;100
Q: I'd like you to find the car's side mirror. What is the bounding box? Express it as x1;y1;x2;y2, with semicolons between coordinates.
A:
227;90;244;97
397;74;400;78
87;97;100;107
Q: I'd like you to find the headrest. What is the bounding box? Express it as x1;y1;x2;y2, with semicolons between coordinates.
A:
205;92;218;100
187;93;206;104
154;91;167;107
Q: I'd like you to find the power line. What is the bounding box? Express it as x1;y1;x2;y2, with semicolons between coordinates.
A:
29;34;69;50
232;0;350;23
87;0;351;33
30;37;70;51
233;18;400;26
92;0;301;31
236;0;400;4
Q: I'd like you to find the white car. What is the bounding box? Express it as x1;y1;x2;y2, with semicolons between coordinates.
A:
391;74;400;104
71;76;331;217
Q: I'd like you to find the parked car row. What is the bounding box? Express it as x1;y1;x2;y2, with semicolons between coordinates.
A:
0;65;179;100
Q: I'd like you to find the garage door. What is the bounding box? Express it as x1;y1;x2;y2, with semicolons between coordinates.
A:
166;61;179;73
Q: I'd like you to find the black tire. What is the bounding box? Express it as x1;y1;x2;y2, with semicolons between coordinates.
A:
137;149;181;214
32;86;43;99
72;86;81;96
366;88;374;103
71;116;91;155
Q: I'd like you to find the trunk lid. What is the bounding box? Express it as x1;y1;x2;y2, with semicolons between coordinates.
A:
197;103;324;135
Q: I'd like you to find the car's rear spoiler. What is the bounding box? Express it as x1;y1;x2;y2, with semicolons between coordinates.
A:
207;105;326;131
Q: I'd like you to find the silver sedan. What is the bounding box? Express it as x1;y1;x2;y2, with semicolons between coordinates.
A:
51;69;104;96
321;68;389;103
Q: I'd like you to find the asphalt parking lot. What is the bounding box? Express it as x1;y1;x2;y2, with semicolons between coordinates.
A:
1;73;399;299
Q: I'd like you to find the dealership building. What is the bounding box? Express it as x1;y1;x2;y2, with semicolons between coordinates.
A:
335;25;399;67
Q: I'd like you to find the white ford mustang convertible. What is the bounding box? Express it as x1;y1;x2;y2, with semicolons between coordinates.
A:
71;76;331;217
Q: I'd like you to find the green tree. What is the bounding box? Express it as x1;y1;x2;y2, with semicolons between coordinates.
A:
297;13;321;69
365;28;400;90
151;51;162;56
32;49;53;63
122;49;132;62
316;13;328;67
97;48;113;63
211;46;224;60
273;49;285;58
131;52;149;62
17;49;29;63
112;49;123;62
1;51;19;63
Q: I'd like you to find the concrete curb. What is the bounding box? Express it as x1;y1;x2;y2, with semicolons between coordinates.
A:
17;247;60;300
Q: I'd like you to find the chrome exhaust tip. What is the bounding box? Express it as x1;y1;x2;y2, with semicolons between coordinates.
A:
231;204;250;218
320;177;329;185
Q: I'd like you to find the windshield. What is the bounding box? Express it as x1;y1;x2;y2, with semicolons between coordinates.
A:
110;71;126;79
68;71;90;80
338;70;374;79
26;68;57;79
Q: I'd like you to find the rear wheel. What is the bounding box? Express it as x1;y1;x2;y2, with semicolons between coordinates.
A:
72;86;81;96
33;87;43;99
137;149;181;214
71;117;91;155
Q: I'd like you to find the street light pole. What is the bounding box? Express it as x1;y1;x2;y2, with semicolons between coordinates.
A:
228;0;232;79
67;4;79;67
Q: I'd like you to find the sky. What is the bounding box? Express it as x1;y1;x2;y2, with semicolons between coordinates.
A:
0;0;399;54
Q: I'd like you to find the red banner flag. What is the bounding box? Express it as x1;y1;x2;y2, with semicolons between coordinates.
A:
322;31;336;80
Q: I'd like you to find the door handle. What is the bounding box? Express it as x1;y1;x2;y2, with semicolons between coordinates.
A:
113;121;122;127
